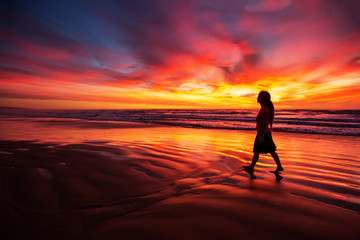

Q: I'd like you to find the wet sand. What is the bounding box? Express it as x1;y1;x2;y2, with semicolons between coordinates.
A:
0;117;359;239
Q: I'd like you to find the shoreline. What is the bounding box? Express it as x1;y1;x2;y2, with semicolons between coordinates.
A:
1;108;359;136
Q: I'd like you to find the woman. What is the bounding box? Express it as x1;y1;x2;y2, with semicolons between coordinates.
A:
243;91;283;178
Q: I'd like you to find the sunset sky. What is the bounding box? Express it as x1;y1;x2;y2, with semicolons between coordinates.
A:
1;0;360;109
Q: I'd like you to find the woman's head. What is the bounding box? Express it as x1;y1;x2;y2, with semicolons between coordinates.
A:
257;90;275;126
257;91;271;105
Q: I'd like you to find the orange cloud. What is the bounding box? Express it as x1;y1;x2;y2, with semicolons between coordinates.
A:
1;0;360;110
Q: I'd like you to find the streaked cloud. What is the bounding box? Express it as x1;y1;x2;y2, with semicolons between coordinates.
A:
1;0;359;109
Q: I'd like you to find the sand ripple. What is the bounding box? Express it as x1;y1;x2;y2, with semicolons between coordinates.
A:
1;137;360;239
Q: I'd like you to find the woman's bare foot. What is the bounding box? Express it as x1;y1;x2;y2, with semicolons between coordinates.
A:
275;166;284;172
243;165;254;174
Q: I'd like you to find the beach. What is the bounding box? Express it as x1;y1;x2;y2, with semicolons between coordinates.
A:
0;116;359;240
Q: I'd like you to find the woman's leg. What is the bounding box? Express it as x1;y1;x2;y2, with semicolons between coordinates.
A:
270;152;283;171
244;152;259;172
250;152;259;168
243;152;259;176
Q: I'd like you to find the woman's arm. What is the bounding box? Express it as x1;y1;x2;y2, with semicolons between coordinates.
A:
259;107;269;143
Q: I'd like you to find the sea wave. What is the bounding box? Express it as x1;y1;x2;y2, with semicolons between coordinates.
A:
1;108;359;136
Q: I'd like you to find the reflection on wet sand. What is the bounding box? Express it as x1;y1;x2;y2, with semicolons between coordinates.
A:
0;117;359;239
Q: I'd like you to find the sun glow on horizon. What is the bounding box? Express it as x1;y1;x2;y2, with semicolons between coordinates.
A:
1;0;360;110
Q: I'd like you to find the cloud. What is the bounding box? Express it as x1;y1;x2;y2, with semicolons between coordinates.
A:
292;0;360;28
1;0;360;109
245;0;292;12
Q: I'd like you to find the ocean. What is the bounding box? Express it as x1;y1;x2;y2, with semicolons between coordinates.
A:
1;108;359;136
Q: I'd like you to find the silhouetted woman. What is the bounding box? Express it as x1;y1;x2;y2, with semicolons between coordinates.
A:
243;91;283;178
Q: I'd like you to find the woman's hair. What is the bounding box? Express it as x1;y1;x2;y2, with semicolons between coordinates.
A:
258;91;274;128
